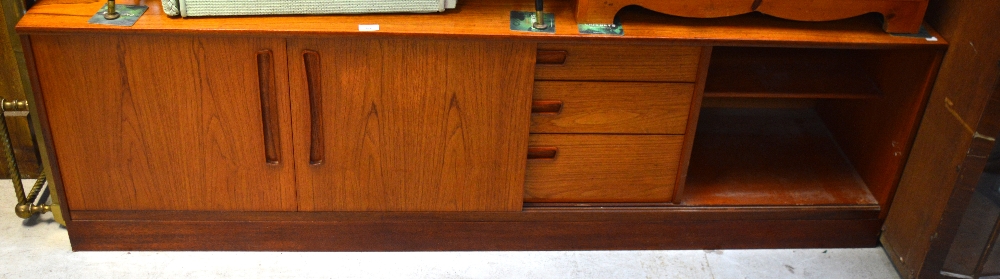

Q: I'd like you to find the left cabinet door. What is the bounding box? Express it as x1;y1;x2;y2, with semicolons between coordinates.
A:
29;35;296;211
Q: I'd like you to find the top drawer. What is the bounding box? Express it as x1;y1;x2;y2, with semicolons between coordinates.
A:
535;44;702;82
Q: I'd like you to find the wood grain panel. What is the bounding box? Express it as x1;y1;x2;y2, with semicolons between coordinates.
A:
757;1;929;34
525;134;682;203
31;34;295;211
576;0;928;33
20;34;72;226
576;0;754;23
17;0;947;49
881;1;1000;277
289;38;533;212
531;82;693;134
535;43;701;82
66;218;883;251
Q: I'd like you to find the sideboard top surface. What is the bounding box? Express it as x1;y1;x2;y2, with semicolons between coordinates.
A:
17;0;947;48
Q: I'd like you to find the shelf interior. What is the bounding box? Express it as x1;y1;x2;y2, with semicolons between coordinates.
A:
705;47;883;99
683;108;878;206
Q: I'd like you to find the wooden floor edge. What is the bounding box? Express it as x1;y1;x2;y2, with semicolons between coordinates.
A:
67;219;882;251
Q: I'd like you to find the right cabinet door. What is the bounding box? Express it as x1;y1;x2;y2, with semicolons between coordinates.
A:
287;38;534;212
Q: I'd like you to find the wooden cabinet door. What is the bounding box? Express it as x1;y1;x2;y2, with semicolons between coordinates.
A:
288;38;534;211
30;35;296;211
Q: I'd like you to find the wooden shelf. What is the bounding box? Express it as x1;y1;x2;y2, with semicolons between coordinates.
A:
18;0;947;48
683;108;879;206
705;47;883;99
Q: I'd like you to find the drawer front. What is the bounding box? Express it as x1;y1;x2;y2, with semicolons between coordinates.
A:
531;81;694;134
535;44;702;82
525;134;683;203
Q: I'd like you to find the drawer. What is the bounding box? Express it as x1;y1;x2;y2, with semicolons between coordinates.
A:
531;81;694;134
525;134;683;203
535;43;702;82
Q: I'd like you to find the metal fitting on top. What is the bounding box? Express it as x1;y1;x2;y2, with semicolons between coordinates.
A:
104;0;120;20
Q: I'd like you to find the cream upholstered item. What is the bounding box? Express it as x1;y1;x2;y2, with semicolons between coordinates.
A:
161;0;458;17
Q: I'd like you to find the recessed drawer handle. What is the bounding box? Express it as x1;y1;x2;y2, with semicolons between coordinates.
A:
536;50;567;65
531;100;563;114
304;50;325;166
527;146;558;159
257;49;281;165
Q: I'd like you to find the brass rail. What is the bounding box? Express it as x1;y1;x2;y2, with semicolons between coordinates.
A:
1;99;50;218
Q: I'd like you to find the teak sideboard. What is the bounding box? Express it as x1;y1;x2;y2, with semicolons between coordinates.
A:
15;0;947;251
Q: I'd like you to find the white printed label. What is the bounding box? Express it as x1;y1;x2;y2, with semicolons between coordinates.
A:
359;24;380;32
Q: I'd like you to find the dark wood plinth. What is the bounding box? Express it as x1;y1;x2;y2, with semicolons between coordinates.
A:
68;211;882;251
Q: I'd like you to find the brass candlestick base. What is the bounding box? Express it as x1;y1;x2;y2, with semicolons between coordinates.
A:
532;10;548;30
104;0;120;20
89;2;148;27
510;11;555;33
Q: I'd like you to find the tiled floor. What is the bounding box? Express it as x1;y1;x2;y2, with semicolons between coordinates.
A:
1;179;901;278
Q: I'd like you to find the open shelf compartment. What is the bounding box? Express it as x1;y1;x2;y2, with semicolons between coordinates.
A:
704;47;883;99
683;108;878;206
685;45;941;211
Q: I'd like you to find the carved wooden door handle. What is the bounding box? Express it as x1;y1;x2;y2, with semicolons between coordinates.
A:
303;50;325;166
257;49;281;165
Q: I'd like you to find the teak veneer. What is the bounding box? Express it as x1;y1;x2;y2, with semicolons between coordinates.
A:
17;0;947;251
575;0;930;34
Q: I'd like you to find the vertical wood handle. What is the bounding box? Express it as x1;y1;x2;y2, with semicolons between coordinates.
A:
531;100;564;114
536;50;567;65
527;147;558;159
304;50;325;165
257;50;281;165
